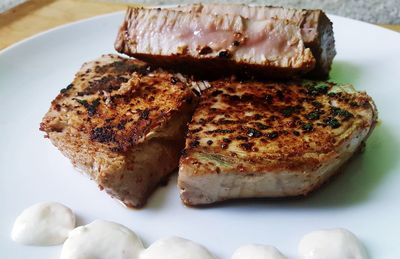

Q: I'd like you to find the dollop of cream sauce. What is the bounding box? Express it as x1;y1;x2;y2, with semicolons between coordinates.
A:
298;228;368;259
231;244;287;259
11;203;369;259
60;220;144;259
140;236;216;259
11;202;75;246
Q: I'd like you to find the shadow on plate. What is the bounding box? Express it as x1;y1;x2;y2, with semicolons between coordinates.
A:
194;123;398;210
330;61;362;85
289;123;398;208
74;214;86;227
146;174;178;211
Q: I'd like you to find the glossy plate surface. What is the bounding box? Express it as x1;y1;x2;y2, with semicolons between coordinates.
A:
1;11;399;259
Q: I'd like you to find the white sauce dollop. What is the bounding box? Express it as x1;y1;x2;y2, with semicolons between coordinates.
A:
11;202;75;246
11;202;370;259
298;228;368;259
60;220;144;259
140;236;216;259
231;244;287;259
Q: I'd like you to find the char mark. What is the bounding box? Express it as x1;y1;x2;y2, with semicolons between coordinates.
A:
91;126;115;143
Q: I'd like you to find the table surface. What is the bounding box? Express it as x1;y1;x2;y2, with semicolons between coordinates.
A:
1;0;399;50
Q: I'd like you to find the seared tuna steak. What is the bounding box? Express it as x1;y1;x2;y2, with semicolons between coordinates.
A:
115;7;316;79
175;3;336;78
178;80;377;205
40;54;197;208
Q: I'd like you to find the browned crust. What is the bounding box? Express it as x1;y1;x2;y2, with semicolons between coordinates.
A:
40;55;195;153
178;79;377;206
40;54;198;208
180;80;377;175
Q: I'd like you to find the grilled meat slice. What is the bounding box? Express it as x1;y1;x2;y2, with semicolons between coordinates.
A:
178;80;377;206
115;7;316;79
40;54;197;208
174;3;335;79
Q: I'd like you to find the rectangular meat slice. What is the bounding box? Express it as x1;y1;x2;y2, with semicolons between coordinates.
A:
178;80;377;206
174;3;336;78
115;7;316;79
40;54;198;208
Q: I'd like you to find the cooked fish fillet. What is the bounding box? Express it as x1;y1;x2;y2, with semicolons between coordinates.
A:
178;80;377;206
115;7;316;79
40;54;197;208
174;3;336;78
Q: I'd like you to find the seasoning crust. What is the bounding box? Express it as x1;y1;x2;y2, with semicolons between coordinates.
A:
178;80;377;205
41;54;197;207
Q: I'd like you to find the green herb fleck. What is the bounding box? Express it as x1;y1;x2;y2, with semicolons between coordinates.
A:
325;117;341;128
281;107;295;117
331;107;353;120
306;112;320;120
308;83;329;95
302;123;313;132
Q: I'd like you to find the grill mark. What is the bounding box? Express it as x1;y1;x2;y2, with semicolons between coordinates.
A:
60;83;73;94
74;98;101;117
78;76;128;96
205;129;235;134
91;126;115;143
240;142;254;151
184;81;370;164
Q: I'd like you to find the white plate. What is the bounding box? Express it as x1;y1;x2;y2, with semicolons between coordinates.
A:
1;11;400;259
